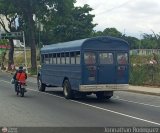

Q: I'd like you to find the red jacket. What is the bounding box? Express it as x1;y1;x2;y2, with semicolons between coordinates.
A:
16;71;27;83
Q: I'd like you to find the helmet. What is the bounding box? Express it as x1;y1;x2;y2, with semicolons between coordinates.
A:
19;66;23;70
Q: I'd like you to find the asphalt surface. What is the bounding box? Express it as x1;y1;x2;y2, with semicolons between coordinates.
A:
0;71;160;129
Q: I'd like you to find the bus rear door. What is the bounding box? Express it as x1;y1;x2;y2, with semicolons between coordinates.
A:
97;52;116;84
116;52;129;84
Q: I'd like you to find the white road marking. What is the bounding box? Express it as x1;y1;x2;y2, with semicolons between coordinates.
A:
70;100;160;126
113;97;160;108
1;79;160;126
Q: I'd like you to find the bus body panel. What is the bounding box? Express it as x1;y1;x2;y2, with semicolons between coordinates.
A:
41;64;82;91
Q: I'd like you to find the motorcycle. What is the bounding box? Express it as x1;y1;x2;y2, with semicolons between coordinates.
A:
16;81;26;97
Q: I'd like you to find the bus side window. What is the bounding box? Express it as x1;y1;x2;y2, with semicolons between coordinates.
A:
57;53;61;64
71;52;75;64
75;51;80;64
66;52;70;64
53;53;56;64
45;54;49;64
49;54;52;64
61;53;65;64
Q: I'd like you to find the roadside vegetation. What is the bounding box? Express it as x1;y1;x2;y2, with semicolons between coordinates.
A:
130;54;160;86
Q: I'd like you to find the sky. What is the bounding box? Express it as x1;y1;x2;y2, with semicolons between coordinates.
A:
75;0;160;38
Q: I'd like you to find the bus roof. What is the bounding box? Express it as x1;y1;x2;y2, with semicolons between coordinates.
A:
41;36;129;54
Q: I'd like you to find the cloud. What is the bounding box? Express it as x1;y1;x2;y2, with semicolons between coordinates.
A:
75;0;160;37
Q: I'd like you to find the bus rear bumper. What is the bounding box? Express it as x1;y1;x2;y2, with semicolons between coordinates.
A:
79;84;129;92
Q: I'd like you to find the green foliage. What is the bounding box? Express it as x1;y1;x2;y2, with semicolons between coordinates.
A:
93;28;160;50
0;39;9;68
93;28;122;38
130;64;160;86
103;28;122;37
130;55;160;86
14;54;24;66
140;33;158;49
0;39;9;45
122;36;140;49
130;64;150;85
29;68;37;75
41;3;96;44
130;55;150;64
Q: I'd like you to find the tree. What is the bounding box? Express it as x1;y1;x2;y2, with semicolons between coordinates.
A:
103;28;122;37
92;31;103;37
41;3;96;44
92;28;123;38
151;31;160;48
70;4;96;40
122;36;140;49
7;0;79;72
142;33;158;49
0;0;21;70
0;39;9;70
8;0;38;72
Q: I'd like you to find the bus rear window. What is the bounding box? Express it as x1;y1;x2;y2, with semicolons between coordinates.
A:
99;52;113;64
117;53;128;64
84;52;96;65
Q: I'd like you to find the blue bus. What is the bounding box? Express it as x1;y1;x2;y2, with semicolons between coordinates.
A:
37;36;129;99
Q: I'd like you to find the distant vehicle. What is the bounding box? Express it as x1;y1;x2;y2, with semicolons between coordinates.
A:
37;36;129;100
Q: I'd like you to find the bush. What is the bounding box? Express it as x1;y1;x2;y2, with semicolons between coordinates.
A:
29;68;37;75
130;64;160;86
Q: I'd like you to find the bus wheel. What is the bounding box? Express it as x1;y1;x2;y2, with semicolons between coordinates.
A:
37;77;46;92
63;80;73;99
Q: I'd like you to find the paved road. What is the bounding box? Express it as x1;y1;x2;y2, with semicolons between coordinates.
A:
0;71;160;129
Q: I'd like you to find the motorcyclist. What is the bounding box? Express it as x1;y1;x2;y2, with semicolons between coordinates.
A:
13;66;27;92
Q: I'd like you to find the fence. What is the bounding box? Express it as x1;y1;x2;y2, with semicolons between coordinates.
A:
130;49;160;55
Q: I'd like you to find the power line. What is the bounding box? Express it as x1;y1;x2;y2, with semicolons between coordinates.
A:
97;0;133;15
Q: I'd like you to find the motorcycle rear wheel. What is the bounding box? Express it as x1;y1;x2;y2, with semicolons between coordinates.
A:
20;87;24;97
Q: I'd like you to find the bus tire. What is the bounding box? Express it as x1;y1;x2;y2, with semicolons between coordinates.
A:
63;80;73;99
37;76;46;92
